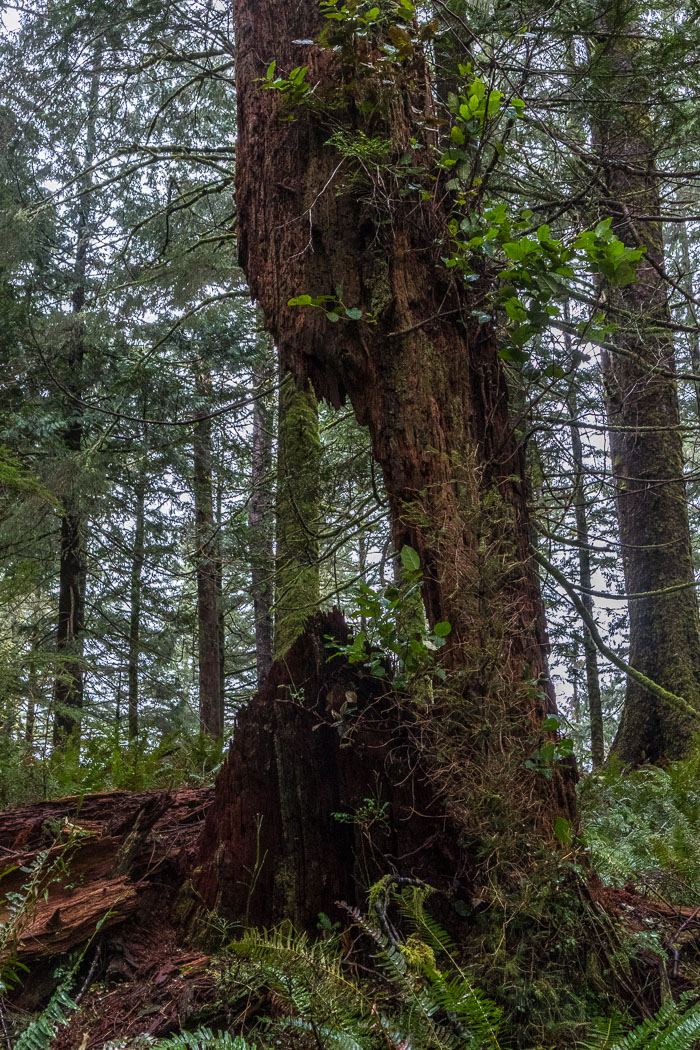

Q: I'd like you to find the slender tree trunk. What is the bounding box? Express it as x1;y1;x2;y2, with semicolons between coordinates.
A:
193;374;223;737
53;59;100;748
248;353;275;683
27;588;44;744
566;383;605;767
215;476;226;711
589;0;700;763
127;449;146;743
273;370;321;658
673;220;700;420
26;672;36;744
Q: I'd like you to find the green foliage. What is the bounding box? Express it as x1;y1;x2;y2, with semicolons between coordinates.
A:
525;714;575;780
580;755;700;902
443;64;513;155
225;885;504;1050
580;992;700;1050
257;60;312;108
327;546;451;689
0;446;56;505
13;970;77;1050
154;1029;250;1049
0;730;223;809
288;291;374;323
447;205;644;363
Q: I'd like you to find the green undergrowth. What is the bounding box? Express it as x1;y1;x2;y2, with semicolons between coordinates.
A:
580;753;700;903
0;729;224;808
7;865;700;1050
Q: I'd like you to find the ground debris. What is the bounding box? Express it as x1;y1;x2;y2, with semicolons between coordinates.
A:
0;786;213;963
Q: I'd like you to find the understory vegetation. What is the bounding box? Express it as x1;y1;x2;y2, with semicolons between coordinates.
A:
2;0;700;1045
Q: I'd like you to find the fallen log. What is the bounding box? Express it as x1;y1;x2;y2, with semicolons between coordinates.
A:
0;786;213;963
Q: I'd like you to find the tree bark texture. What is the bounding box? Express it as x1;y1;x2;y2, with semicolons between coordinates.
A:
274;372;321;657
189;612;473;931
193;388;224;738
590;0;700;763
202;0;577;930
248;354;275;683
235;4;552;674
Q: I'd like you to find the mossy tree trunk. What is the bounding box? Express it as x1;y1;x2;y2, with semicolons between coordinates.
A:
192;0;580;945
193;371;224;738
590;0;700;764
248;351;275;685
273;369;321;658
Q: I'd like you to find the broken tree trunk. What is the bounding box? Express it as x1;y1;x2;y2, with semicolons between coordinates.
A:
188;611;469;932
189;0;576;934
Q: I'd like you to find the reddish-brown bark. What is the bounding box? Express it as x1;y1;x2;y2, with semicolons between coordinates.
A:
190;611;469;930
191;0;577;931
0;787;212;962
233;1;551;679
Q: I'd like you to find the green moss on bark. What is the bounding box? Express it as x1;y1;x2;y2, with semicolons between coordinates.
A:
274;376;322;658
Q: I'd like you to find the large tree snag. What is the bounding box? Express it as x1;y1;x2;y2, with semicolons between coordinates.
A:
190;612;468;931
589;0;700;764
233;0;552;672
202;0;577;936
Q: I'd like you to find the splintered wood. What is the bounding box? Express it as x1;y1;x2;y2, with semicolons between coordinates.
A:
0;786;212;961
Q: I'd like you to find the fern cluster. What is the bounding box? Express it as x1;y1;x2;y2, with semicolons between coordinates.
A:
221;879;504;1050
581;993;700;1050
12;965;77;1050
580;756;700;902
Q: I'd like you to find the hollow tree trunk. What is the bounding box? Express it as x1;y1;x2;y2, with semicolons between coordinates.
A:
127;445;146;743
590;0;700;763
190;0;577;936
274;369;321;657
53;60;100;746
248;352;274;684
193;374;223;738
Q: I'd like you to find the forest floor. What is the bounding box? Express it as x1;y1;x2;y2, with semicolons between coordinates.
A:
1;783;698;1047
1;786;216;1045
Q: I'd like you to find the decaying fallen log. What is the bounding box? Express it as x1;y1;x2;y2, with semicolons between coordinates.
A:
0;785;213;963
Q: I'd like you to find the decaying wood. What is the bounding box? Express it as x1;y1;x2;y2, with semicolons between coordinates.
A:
187;611;470;932
0;786;212;962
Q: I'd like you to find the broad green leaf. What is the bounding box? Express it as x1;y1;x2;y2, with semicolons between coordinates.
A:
554;816;573;845
400;545;421;572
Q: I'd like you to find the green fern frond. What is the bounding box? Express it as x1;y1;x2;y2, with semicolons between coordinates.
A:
14;981;77;1050
154;1028;249;1049
581;994;700;1050
232;923;344;977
